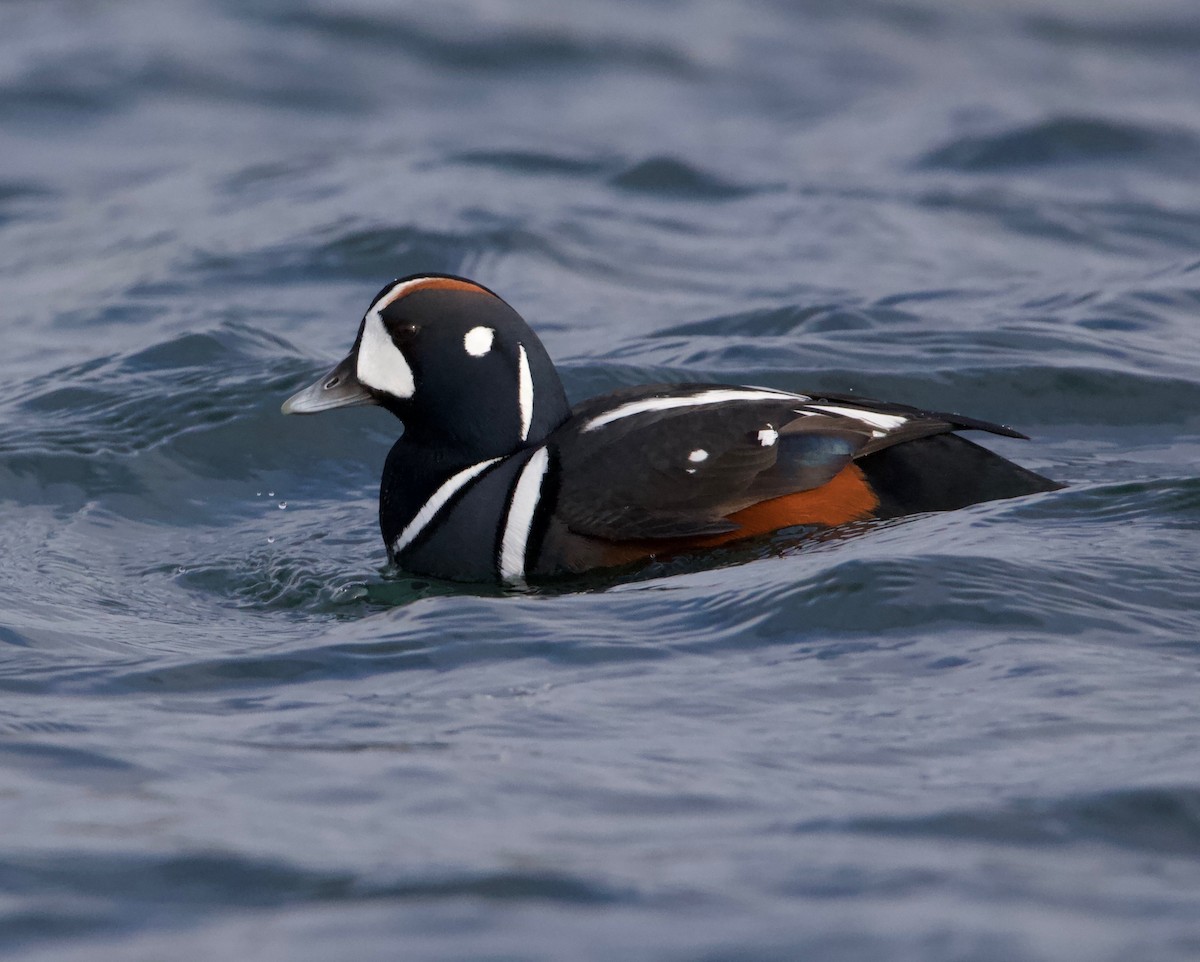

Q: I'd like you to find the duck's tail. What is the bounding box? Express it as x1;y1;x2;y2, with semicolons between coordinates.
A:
856;433;1063;518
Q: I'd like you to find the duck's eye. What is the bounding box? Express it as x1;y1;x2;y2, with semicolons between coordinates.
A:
389;320;419;340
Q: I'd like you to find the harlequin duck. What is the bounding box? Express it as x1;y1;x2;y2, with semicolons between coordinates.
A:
282;274;1060;583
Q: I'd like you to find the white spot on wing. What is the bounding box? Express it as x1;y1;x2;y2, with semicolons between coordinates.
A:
757;427;779;446
807;404;908;432
688;449;708;463
499;446;549;582
582;388;806;433
357;310;415;399
464;326;494;357
392;457;502;557
517;344;534;442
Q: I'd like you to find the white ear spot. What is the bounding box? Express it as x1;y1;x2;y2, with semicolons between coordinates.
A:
464;326;495;357
357;310;415;399
757;427;779;447
688;449;708;463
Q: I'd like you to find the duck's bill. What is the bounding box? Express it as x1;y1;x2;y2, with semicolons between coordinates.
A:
281;354;377;415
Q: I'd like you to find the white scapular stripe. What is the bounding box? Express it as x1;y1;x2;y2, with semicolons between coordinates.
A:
517;344;534;442
806;404;909;432
581;388;805;433
391;457;501;556
499;446;550;582
357;306;415;399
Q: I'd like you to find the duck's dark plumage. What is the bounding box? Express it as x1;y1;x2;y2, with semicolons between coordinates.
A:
283;274;1061;583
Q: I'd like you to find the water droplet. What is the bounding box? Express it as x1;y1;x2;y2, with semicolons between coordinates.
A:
278;501;287;509
256;491;262;497
267;536;275;543
268;491;275;498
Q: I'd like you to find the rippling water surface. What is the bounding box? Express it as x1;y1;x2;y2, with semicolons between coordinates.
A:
2;1;1200;959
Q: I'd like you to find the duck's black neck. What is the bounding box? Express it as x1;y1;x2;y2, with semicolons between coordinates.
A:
378;399;571;560
375;319;572;558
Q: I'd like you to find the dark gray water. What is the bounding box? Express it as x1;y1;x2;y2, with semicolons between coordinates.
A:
3;1;1200;959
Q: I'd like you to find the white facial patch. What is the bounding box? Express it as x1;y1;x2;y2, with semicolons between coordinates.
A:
357;309;415;399
758;427;779;447
356;274;491;399
688;449;708;463
464;326;495;357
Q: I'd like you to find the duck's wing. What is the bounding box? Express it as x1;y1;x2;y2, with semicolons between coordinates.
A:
550;384;1014;542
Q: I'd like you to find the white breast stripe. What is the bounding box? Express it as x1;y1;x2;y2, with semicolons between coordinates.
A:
499;446;550;583
517;344;534;442
806;404;909;432
581;388;805;433
392;457;502;557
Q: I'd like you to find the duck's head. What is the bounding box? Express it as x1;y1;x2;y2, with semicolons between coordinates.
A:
282;275;569;454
